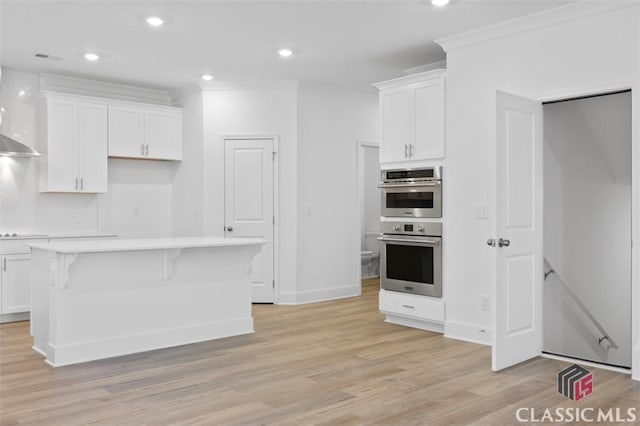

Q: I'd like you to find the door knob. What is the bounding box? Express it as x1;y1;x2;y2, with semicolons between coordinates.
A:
487;239;496;247
226;226;233;232
498;238;510;247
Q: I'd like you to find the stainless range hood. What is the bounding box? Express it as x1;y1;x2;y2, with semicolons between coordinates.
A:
0;134;42;157
0;65;42;157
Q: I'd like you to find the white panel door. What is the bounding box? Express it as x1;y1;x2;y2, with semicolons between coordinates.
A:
413;79;445;160
225;139;275;303
108;105;145;158
46;98;78;191
493;91;543;371
1;254;31;314
144;109;182;160
77;102;108;193
381;89;412;163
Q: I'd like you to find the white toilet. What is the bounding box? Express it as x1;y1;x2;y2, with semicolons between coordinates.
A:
361;232;380;279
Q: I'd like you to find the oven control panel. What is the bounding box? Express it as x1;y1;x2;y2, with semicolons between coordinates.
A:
382;221;442;237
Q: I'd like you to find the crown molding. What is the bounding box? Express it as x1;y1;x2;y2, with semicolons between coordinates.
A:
402;60;447;76
39;73;172;105
435;1;637;53
198;80;300;93
373;69;446;91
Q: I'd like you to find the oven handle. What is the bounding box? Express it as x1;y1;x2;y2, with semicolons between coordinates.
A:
378;236;441;246
378;182;440;189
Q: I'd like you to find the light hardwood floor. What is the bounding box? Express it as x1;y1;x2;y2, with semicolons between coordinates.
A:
1;279;639;425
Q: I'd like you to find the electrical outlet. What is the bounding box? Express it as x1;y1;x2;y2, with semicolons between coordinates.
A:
68;214;80;224
481;295;490;311
133;206;140;216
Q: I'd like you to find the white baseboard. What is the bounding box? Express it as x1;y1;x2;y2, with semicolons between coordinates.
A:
278;284;360;305
444;320;492;346
0;312;30;324
541;353;631;375
385;314;444;333
45;317;254;367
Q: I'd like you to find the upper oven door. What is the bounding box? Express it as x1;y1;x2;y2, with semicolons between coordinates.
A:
380;183;442;218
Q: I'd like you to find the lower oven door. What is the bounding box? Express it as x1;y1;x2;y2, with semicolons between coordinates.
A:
379;235;442;297
380;183;442;218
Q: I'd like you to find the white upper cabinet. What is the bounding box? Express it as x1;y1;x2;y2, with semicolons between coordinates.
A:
39;94;108;193
144;109;182;160
374;70;445;164
108;103;182;161
107;106;145;157
381;88;413;163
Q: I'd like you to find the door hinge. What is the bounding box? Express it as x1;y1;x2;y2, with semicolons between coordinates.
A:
272;151;276;160
272;280;275;288
273;216;275;225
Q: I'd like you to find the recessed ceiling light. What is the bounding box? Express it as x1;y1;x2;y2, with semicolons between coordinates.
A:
201;74;214;81
431;0;450;6
146;16;165;27
84;52;100;61
277;49;293;58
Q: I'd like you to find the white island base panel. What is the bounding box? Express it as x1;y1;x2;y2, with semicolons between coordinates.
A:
29;238;263;367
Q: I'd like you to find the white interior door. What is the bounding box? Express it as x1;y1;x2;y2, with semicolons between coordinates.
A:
225;139;275;303
493;91;543;371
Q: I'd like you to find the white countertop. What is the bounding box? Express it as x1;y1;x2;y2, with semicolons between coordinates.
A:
28;237;266;254
47;232;119;239
0;232;118;241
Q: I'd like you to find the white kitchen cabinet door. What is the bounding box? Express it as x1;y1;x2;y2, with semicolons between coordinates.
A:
1;254;31;314
77;102;108;193
108;105;145;158
144;109;182;160
43;98;78;191
381;88;412;163
413;78;445;160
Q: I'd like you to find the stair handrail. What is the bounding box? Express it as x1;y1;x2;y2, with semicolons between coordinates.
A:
543;257;618;350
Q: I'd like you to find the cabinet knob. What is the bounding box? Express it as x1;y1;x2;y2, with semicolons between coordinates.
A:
226;226;234;232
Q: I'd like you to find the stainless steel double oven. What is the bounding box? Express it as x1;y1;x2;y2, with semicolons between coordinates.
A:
379;167;443;298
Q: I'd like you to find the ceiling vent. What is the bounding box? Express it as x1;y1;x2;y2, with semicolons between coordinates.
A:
34;53;62;61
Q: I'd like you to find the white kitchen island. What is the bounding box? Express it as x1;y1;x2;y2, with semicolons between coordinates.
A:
28;237;265;367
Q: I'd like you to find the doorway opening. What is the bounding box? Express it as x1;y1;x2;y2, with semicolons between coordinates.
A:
542;90;632;369
357;141;380;285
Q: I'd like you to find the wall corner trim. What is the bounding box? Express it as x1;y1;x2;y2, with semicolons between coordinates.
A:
435;1;637;53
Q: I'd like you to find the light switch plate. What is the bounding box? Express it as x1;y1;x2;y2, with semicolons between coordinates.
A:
475;204;488;219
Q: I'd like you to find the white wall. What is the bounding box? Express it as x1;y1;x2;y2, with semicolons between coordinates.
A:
296;86;379;302
543;93;632;367
171;91;204;237
0;68;175;237
198;85;299;299
174;83;378;304
439;3;639;345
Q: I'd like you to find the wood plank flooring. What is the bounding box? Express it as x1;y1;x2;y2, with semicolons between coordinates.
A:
1;278;639;425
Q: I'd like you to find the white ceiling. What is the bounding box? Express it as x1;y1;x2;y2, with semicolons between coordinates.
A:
0;0;572;94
